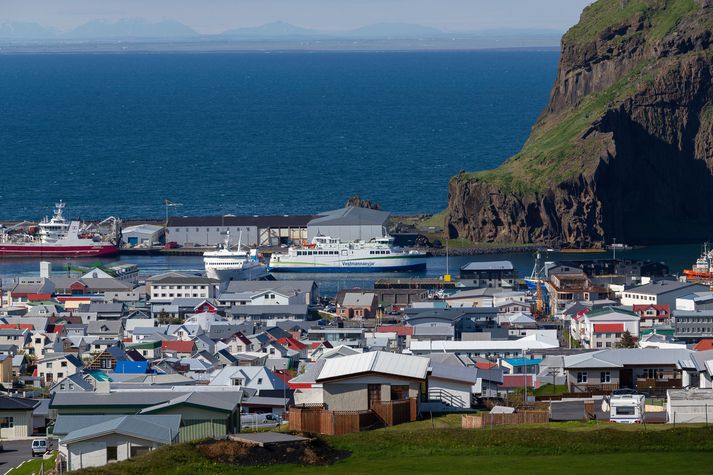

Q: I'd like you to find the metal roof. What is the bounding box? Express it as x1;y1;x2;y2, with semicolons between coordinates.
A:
62;414;181;445
628;280;705;296
316;351;429;381
168;215;314;228
308;207;390;227
460;261;514;271
564;348;693;369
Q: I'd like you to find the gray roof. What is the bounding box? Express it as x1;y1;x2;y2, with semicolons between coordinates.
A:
223;280;316;295
564;349;693;369
461;261;514;271
228;305;309;317
429;362;477;383
308;206;390;227
51;390;242;410
78;303;125;313
61;414;181;445
413;325;455;337
628;280;706;296
87;321;124;335
341;292;376;307
139;392;240;413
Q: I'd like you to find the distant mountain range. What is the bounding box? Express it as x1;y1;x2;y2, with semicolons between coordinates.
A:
0;18;563;43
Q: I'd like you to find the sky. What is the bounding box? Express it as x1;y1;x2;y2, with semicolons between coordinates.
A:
2;0;595;34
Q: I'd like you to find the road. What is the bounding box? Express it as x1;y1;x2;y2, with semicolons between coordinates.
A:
0;439;55;474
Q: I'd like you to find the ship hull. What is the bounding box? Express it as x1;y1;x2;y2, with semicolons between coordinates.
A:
206;265;269;281
0;244;119;258
269;262;427;273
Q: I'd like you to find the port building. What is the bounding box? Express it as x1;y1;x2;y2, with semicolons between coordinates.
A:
307;207;390;242
166;215;313;247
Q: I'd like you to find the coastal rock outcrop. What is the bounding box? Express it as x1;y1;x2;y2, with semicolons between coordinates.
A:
447;0;713;245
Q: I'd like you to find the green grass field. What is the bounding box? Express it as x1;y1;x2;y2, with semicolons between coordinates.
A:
73;420;713;475
7;452;57;475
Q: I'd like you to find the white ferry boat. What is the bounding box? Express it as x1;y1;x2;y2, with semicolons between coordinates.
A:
268;235;427;273
203;232;268;281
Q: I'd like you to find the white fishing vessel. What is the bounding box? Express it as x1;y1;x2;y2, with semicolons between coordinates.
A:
268;235;427;273
203;231;267;281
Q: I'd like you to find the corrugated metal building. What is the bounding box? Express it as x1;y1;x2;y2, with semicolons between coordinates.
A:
307;207;390;242
166;215;313;247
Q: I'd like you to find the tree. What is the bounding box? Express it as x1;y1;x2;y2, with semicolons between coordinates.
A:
617;330;636;348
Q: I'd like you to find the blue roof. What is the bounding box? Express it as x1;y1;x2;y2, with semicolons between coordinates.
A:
504;358;543;367
114;361;150;374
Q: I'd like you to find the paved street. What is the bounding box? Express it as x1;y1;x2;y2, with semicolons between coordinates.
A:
0;439;55;474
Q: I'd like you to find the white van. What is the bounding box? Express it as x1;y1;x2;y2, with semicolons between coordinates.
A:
609;394;645;423
31;438;48;456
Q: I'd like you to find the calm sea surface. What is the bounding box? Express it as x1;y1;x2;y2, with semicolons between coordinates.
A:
0;50;558;220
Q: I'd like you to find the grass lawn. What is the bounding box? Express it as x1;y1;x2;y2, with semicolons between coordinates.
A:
73;421;713;475
7;452;57;475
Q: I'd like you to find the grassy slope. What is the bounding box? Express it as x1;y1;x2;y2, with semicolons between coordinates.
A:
74;422;713;475
462;0;699;194
7;452;57;475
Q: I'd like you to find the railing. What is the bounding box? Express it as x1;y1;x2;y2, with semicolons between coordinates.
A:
371;398;417;426
427;388;468;409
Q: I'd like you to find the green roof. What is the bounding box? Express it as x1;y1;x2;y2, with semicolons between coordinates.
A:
127;340;161;350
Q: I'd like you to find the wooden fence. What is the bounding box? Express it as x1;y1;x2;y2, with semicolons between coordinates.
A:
288;406;381;435
462;411;549;429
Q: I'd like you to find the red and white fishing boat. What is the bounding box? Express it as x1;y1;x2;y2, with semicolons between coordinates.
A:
0;201;119;258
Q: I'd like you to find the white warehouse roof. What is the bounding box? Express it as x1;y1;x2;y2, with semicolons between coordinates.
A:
316;351;429;381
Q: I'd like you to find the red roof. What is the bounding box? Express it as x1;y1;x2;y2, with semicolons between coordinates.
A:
376;325;413;336
693;339;713;351
161;340;195;353
593;323;625;333
500;374;538;389
475;361;498;370
277;337;308;351
27;293;53;302
0;324;34;331
310;341;333;349
632;304;670;319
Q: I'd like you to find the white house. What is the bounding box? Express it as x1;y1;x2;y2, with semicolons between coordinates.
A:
573;307;640;349
620;281;709;307
36;353;83;385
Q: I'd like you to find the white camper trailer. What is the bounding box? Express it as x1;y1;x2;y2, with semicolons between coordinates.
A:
608;394;645;423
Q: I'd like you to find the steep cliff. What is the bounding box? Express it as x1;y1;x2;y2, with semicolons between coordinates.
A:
447;0;713;245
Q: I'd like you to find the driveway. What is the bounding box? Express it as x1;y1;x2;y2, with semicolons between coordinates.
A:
0;439;55;473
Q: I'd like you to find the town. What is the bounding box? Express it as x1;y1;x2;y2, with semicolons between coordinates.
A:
1;203;713;472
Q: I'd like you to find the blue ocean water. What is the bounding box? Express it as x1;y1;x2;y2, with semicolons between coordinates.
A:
0;50;558;220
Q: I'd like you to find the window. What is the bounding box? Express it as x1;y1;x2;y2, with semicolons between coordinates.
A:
576;372;588;383
107;446;118;462
0;417;14;428
600;372;611;383
232;378;244;386
257;378;263;384
615;406;635;415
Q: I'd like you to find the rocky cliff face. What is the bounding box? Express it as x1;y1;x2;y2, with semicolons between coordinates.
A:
447;0;713;245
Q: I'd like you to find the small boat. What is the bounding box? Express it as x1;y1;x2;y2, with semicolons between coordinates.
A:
683;242;713;281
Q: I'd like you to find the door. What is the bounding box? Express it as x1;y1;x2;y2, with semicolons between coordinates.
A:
368;384;381;408
620;369;633;389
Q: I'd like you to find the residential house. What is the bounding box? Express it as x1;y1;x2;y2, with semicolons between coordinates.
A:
57;414;180;470
571;306;640;349
336;291;378;319
0;395;39;438
563;348;690;393
633;304;671;328
36;353;83;385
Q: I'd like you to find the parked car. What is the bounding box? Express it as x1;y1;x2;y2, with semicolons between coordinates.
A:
240;413;283;429
31;438;48;457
